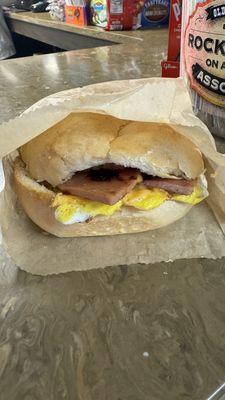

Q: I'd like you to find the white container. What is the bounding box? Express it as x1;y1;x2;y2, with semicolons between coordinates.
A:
181;0;225;138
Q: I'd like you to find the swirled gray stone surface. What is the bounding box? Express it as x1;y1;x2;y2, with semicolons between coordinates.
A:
1;259;225;400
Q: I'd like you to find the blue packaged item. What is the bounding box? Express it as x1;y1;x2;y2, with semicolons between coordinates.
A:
141;0;170;27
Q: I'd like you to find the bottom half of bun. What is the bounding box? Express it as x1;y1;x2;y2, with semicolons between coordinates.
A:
14;158;193;238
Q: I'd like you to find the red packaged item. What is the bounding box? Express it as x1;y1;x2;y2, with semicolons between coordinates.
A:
167;0;182;61
162;0;182;78
161;60;180;78
90;0;144;31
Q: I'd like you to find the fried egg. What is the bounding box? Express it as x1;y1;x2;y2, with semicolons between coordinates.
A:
52;194;123;225
52;185;207;225
55;206;90;225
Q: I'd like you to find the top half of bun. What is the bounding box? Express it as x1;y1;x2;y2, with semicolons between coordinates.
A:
20;111;204;186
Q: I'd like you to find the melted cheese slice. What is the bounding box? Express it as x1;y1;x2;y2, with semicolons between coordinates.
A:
123;188;168;210
172;187;207;205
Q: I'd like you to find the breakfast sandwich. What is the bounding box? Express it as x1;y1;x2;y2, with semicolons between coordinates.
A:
14;112;208;237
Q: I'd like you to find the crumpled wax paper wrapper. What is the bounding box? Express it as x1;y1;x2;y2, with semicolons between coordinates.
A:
0;77;225;276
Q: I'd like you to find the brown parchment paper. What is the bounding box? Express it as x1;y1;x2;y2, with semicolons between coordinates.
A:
1;78;225;276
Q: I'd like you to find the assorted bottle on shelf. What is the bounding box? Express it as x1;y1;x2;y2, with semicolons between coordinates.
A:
50;0;171;30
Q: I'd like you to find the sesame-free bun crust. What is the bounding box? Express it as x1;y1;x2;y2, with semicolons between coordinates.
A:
20;112;204;187
20;112;122;187
14;158;193;238
109;121;204;180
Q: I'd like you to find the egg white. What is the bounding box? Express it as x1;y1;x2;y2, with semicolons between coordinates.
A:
55;208;90;225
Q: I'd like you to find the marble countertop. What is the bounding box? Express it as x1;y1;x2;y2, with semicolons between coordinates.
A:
5;11;165;45
0;31;167;123
1;30;225;400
